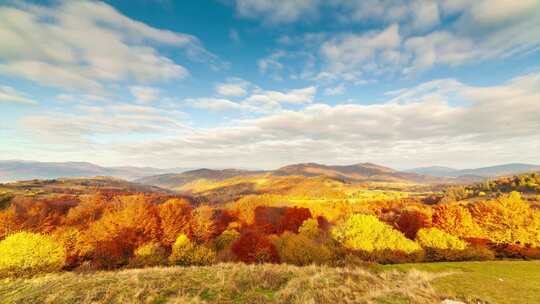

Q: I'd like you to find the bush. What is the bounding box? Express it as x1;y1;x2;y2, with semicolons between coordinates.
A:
0;232;65;276
232;231;280;264
214;228;241;262
416;228;467;261
214;228;240;251
494;244;540;259
130;242;168;267
169;234;216;266
331;214;423;263
274;232;332;265
460;244;495;261
298;218;321;239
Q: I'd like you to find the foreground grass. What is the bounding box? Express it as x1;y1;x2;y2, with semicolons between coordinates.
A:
2;261;538;304
0;263;445;304
384;260;540;304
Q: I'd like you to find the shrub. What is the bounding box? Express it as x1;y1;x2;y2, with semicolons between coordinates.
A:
130;242;168;267
416;228;466;250
274;232;332;265
416;228;467;261
494;244;540;259
471;192;540;246
331;214;423;263
214;228;241;251
396;208;432;239
0;232;65;276
169;234;216;266
460;244;495;261
232;231;280;264
298;218;321;239
432;203;483;239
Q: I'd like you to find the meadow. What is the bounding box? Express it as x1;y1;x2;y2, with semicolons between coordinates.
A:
1;260;539;303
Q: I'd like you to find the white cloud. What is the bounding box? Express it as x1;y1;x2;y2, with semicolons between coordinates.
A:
324;84;345;96
245;86;317;107
15;72;540;168
190;85;317;112
215;78;250;97
320;24;401;81
0;86;36;105
233;0;320;24
258;50;286;75
130;86;160;103
20;103;188;144
188;98;247;112
0;1;216;91
253;0;540;82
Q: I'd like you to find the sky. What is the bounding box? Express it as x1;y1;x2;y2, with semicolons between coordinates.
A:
0;0;539;170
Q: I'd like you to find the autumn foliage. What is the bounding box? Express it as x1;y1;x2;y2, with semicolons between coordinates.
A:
0;179;539;275
232;231;280;263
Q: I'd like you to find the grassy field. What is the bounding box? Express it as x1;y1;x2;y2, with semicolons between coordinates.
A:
384;260;540;304
0;261;538;304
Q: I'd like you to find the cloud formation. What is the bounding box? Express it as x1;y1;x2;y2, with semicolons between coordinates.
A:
252;0;540;82
0;86;36;105
0;0;216;92
20;72;540;168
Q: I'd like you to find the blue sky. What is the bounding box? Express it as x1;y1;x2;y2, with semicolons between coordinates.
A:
1;0;539;170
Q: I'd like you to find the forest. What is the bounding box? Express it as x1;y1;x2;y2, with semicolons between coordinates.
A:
1;171;540;278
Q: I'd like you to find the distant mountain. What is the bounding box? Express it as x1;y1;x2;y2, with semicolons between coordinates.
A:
407;163;540;178
135;168;263;191
272;162;440;183
0;160;190;182
405;166;459;177
137;162;445;191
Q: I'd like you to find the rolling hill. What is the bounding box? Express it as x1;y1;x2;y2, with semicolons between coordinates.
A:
0;176;173;196
135;168;263;191
136;162;444;193
273;162;441;183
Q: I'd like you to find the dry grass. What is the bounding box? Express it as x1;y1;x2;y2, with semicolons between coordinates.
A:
0;263;449;304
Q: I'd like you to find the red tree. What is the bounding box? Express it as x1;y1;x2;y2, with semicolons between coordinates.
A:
277;207;312;234
232;231;279;263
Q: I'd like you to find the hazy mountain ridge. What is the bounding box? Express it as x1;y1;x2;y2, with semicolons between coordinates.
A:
0;160;190;182
135;162;446;191
407;163;540;178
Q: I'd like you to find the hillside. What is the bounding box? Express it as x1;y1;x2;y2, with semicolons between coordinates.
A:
0;160;189;182
137;162;444;192
135;168;263;191
408;163;540;178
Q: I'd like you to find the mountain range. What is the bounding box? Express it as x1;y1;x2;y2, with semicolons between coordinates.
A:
0;160;189;183
406;163;540;178
1;160;539;186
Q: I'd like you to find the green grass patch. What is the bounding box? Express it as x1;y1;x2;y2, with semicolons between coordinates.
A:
384;260;540;304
